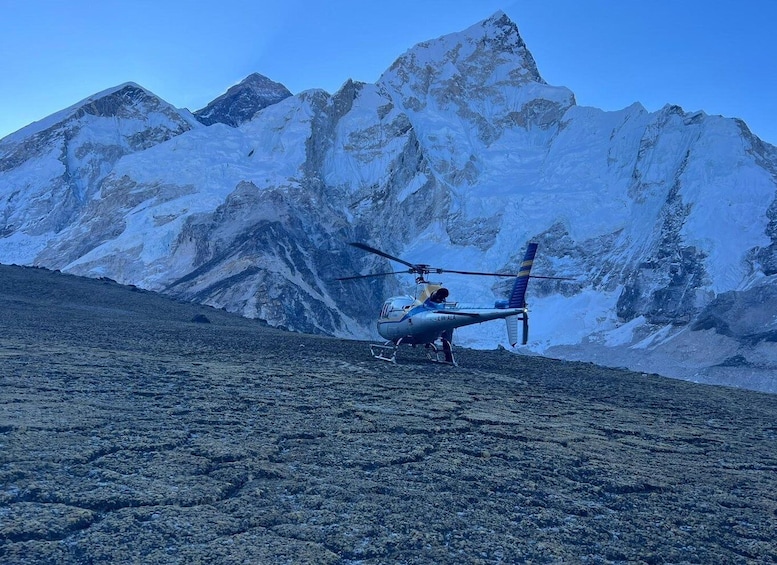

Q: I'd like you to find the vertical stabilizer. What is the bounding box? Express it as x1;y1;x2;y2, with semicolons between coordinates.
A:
506;315;519;346
508;243;538;309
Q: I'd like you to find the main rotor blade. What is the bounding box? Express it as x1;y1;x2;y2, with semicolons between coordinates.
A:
440;268;516;277
528;274;579;281
348;242;417;270
348;242;579;281
442;268;578;281
335;270;409;281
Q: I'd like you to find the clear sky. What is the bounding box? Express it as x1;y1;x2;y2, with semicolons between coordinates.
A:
1;0;775;144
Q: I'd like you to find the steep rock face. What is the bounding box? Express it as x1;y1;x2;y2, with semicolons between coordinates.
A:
614;108;776;327
1;11;776;391
193;73;292;127
163;182;380;336
746;125;777;276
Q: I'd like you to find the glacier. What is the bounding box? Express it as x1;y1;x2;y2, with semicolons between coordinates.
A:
1;11;776;393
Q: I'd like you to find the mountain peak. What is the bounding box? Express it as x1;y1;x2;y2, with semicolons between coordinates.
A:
377;11;551;110
474;10;543;80
74;82;168;120
194;73;292;127
375;11;572;142
240;72;284;88
0;82;172;145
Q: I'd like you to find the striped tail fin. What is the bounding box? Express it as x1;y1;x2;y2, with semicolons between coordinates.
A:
508;242;538;309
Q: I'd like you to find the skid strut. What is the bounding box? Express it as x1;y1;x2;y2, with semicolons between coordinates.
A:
369;336;456;365
425;337;457;366
369;340;399;363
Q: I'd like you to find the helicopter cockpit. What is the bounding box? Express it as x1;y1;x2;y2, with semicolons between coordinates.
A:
378;296;415;320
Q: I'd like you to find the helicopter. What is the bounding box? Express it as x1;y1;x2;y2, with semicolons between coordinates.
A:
337;241;566;365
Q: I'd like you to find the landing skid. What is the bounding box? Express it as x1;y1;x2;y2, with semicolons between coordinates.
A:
369;341;398;363
369;337;457;365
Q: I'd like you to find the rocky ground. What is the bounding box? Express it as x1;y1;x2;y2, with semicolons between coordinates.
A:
1;265;776;564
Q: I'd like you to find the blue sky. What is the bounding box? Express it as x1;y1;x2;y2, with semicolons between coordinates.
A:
1;0;775;144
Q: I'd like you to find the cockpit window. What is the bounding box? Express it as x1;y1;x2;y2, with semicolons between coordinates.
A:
391;297;414;310
380;297;414;317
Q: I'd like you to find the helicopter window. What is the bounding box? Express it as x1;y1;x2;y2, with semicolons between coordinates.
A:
389;297;414;312
430;288;449;303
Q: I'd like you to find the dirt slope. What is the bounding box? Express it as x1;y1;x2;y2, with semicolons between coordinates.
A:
1;265;775;563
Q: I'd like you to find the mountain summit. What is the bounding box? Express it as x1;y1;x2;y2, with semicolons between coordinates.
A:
1;12;776;392
0;82;197;240
193;73;292;127
380;11;547;99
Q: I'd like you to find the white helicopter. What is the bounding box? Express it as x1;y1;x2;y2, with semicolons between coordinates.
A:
338;241;568;365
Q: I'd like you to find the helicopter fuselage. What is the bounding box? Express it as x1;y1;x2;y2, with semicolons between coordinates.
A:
376;293;526;345
338;241;547;364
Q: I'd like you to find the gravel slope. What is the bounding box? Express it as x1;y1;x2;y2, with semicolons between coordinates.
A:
1;265;776;564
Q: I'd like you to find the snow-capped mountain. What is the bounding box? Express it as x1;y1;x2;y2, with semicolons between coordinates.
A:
1;12;776;392
193;73;292;127
0;83;198;255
